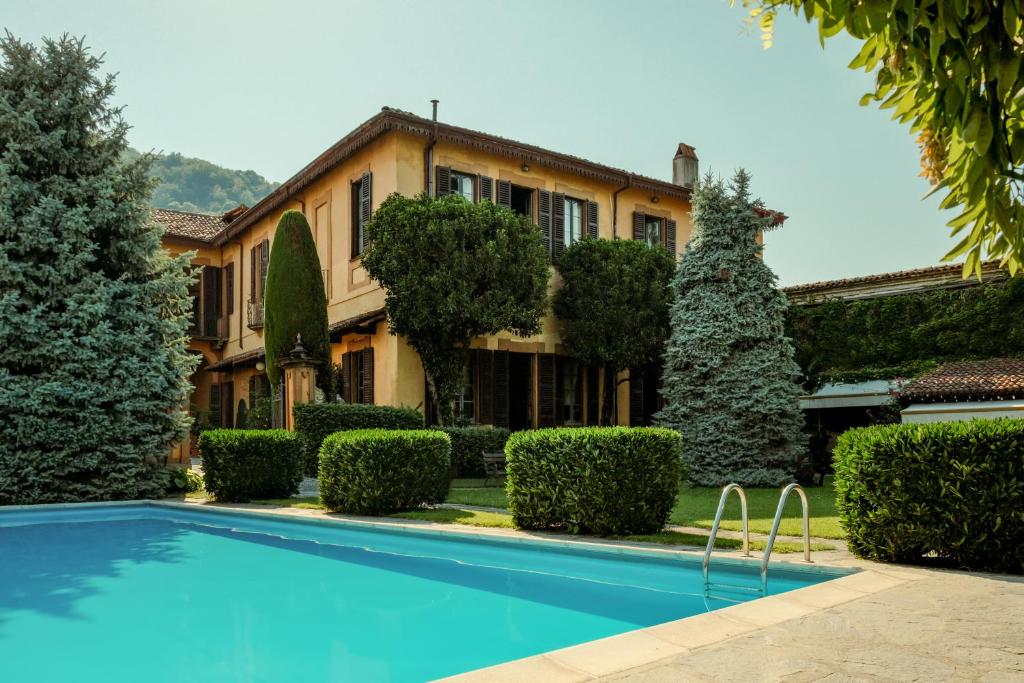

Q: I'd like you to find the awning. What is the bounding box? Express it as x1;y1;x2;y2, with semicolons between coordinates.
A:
329;308;386;342
799;379;907;410
205;348;265;372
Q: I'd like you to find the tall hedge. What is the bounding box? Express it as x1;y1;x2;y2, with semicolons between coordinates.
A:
319;429;451;514
506;427;684;535
293;403;424;475
834;420;1024;573
198;429;303;503
787;276;1024;385
263;210;331;395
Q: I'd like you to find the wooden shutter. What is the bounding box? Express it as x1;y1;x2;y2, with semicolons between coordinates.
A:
202;265;220;337
225;263;235;315
633;211;645;241
340;352;352;403
476;350;495;425
496;180;511;208
493;351;510;429
538;189;552;257
538;354;557;428
666;218;677;254
249;246;256;302
359;171;372;254
223;382;234;428
629;369;645;426
259;239;270;299
587;201;599;239
209;383;222;427
551;193;566;259
479;176;494;203
435;166;451;196
360;347;374;404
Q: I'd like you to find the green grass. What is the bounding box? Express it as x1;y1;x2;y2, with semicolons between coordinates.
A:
620;530;834;553
391;508;515;528
445;477;844;540
249;497;325;510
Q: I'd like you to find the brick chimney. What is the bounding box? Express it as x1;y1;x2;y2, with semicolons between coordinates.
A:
672;143;699;189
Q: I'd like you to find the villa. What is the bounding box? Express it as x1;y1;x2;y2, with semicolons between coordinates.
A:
159;106;740;460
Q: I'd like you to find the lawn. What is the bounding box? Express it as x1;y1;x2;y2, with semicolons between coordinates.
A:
447;477;844;540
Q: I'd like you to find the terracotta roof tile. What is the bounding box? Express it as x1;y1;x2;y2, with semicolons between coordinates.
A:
153;208;225;242
900;358;1024;401
784;262;1005;303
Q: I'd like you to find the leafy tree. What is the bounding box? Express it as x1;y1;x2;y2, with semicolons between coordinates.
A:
263;210;332;395
657;171;804;486
362;193;549;426
0;34;197;503
735;1;1024;276
123;148;279;214
552;238;676;424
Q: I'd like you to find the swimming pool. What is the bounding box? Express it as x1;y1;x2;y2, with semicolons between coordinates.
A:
0;502;846;681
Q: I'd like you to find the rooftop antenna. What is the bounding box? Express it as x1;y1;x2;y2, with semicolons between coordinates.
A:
431;99;439;122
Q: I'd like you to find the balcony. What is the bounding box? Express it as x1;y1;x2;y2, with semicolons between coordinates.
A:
247;298;265;330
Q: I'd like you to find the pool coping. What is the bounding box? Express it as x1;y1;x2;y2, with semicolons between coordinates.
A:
0;499;916;681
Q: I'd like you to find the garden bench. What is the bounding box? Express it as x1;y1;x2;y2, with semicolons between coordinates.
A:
481;451;507;487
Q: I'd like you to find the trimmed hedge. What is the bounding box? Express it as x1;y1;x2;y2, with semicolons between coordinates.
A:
834;420;1024;573
319;429;451;515
506;427;684;535
293;403;424;475
435;426;510;477
198;429;302;502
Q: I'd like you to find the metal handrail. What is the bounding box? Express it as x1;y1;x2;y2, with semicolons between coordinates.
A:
702;483;751;592
760;483;812;594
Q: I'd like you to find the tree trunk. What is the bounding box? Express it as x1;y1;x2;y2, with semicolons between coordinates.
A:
424;369;456;427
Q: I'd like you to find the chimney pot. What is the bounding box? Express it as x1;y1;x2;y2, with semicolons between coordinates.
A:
673;143;699;189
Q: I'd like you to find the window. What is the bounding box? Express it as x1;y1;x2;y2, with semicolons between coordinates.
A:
510;185;533;217
340;348;374;404
450;172;475;201
224;263;234;316
557;358;583;425
456;362;475;423
564;197;584;248
351;180;364;258
644;215;663;248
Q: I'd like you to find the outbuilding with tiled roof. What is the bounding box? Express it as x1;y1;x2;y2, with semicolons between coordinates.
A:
900;357;1024;423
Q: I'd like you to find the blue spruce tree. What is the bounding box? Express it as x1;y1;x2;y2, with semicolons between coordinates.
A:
657;170;804;486
0;35;197;503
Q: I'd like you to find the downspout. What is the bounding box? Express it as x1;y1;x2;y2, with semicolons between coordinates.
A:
611;175;631;239
424;99;439;195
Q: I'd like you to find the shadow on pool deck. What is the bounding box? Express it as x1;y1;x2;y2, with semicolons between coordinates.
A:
0;519;188;632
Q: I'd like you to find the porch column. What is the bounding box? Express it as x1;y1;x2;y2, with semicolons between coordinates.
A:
277;334;320;431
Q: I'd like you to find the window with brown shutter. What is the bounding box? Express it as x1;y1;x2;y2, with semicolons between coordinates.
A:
537;354;557;427
224;263;235;316
249;245;256;300
435;166;451;197
476;350;495;424
666;218;677;254
259;239;269;297
359;347;374;404
201;265;221;338
632;211;646;241
496;180;511;208
586;201;599;239
479;176;494;203
551;193;566;259
340;353;352;403
538;190;552;258
359;171;372;255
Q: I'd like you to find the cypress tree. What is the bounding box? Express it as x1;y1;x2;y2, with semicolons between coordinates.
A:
263;210;331;395
0;35;197;503
657;170;805;486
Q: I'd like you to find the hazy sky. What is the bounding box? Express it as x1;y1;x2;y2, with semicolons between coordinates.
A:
6;0;957;286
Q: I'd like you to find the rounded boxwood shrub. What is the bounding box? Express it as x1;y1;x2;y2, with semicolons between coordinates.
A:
198;429;302;503
293;403;424;475
834;420;1024;573
435;426;510;477
506;427;684;535
319;429;451;515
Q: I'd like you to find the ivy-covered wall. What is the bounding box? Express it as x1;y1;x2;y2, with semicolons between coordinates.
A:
786;276;1024;385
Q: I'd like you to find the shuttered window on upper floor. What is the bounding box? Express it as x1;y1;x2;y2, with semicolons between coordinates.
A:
632;211;677;254
249;239;270;302
191;264;222;339
351;171;373;258
224;263;234;316
436;166;494;203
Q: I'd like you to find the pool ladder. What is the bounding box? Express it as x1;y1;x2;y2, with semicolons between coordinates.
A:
702;483;812;600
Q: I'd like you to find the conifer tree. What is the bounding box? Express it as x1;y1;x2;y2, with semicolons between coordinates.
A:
0;34;197;503
657;170;804;486
262;210;332;396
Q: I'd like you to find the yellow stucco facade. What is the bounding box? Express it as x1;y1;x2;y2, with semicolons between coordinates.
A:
164;109;697;449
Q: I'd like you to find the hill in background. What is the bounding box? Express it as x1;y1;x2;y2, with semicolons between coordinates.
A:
127;148;279;214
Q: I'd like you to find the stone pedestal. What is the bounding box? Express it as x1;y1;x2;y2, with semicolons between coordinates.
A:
277;334;321;431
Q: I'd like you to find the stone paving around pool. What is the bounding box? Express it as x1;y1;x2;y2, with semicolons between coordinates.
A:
172;499;1024;682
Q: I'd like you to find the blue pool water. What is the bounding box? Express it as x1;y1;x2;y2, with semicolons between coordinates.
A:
0;504;845;682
